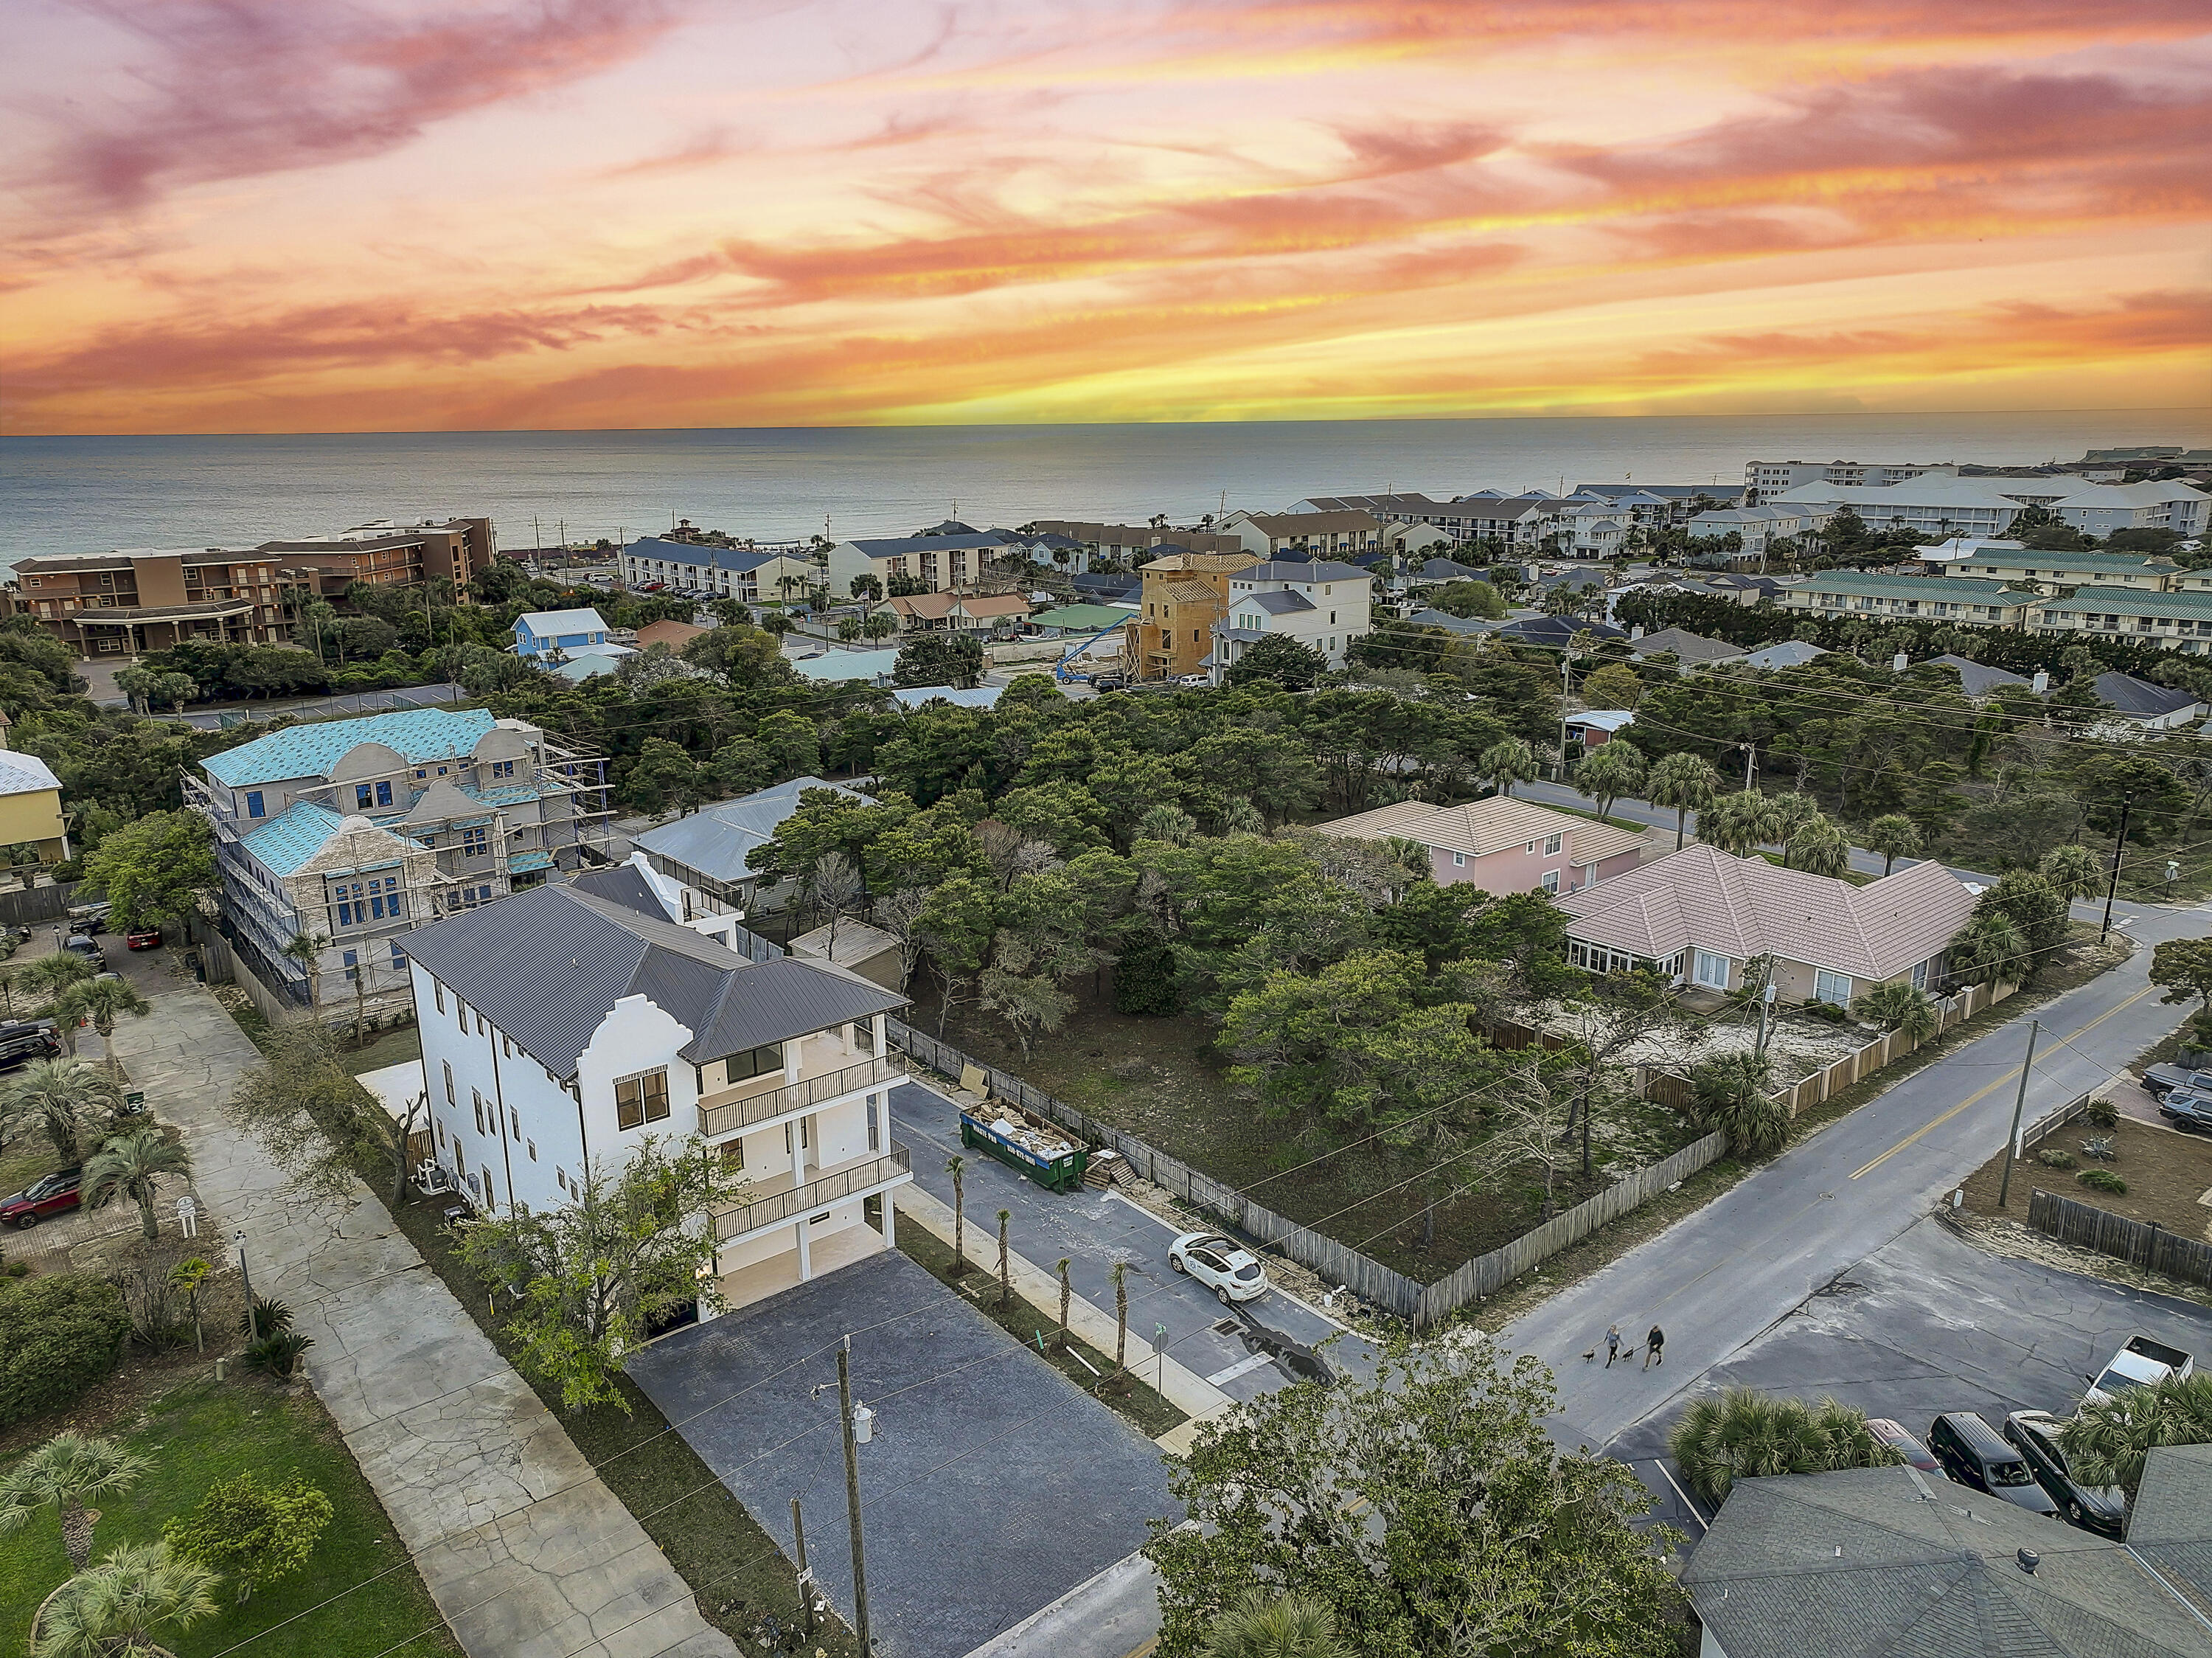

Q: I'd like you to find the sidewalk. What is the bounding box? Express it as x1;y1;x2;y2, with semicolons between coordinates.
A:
111;989;735;1658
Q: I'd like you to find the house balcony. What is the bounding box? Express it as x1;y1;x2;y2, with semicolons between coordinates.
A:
698;1052;905;1140
712;1144;912;1245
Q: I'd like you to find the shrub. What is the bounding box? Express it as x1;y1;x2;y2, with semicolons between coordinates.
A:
2083;1098;2120;1130
2079;1168;2129;1196
1669;1388;1902;1506
1113;934;1181;1016
2038;1148;2078;1170
244;1331;313;1379
1802;1000;1850;1024
1690;1052;1788;1155
0;1273;132;1428
244;1296;293;1339
165;1471;335;1602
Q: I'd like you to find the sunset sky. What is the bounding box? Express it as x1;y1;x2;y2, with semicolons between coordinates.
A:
4;0;2208;435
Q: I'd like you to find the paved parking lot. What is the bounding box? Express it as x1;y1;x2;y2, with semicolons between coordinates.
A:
888;1079;1379;1400
625;1250;1178;1658
1607;1216;2212;1536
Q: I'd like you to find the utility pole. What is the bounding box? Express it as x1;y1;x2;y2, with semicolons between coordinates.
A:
1739;742;1755;791
837;1337;872;1654
533;516;542;555
790;1496;815;1641
1755;982;1776;1056
2100;797;2133;943
1997;1019;2041;1209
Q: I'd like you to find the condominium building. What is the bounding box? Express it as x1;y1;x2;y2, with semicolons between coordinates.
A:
1946;550;2176;589
2028;588;2212;654
1027;522;1246;565
619;536;818;603
824;532;1009;596
1686;504;1820;558
3;517;493;656
184;708;611;1007
2047;481;2209;540
1210;560;1374;682
1776;572;2037;627
1743;459;1957;503
403;867;911;1311
1767;479;2023;538
1215;510;1382;559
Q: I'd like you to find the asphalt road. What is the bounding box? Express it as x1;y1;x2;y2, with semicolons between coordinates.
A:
1505;892;2203;1460
888;1080;1379;1401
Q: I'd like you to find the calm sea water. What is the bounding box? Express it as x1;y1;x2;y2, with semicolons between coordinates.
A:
3;411;2206;568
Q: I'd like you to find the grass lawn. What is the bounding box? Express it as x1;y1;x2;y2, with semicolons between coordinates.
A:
0;1378;457;1658
385;1192;859;1657
919;991;1698;1285
337;1021;422;1078
898;1218;1187;1438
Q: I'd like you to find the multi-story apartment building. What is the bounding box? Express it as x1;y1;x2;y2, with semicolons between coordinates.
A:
823;531;1011;597
1123;549;1260;681
1215;510;1382;559
2028;588;2212;654
2045;481;2209;540
1686;504;1821;559
403;864;911;1311
184;708;610;1007
1026;522;1247;566
1211;560;1374;681
4;517;493;656
619;536;818;603
1946;550;2175;589
1744;460;1957;503
1776;572;2036;627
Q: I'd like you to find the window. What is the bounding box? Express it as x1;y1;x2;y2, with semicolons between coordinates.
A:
867;1098;880;1152
527;1139;537;1161
1540;870;1560;895
1913;960;1930;991
443;1061;456;1103
244;791;265;819
721;1043;784;1086
357;784;375;809
490;760;516;780
1815;968;1851;1007
391;942;406;971
436;1118;445;1147
473;1092;485;1134
463;826;488;858
475;1011;486;1036
1694;951;1730;991
510;1107;520;1139
1544;833;1563;857
720;1140;745;1171
616;1069;669;1129
481;1170;495;1208
341;948;359;982
1451;852;1465;867
556;1167;568;1192
850;1020;877;1054
434;984;446;1014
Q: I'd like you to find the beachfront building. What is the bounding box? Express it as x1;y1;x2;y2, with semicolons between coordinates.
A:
404;870;911;1311
184;708;611;1008
1742;459;1957;503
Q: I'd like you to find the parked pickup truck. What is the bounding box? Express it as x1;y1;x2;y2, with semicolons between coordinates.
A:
2084;1334;2194;1406
2143;1062;2212;1100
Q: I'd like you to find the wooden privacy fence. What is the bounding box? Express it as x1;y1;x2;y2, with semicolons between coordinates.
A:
1769;979;2017;1118
887;1019;1726;1327
2028;1188;2212;1289
2020;1091;2097;1154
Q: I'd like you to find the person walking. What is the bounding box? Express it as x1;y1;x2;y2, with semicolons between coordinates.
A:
1604;1325;1624;1367
1644;1324;1665;1369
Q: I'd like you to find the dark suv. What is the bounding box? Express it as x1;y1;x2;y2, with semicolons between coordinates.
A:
1927;1412;2059;1517
2003;1410;2126;1537
0;1021;60;1072
1;1166;83;1229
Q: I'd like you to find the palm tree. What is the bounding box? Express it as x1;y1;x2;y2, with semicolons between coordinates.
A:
1701;790;1783;857
1689;1053;1787;1155
2059;1373;2212;1517
1854;982;1939;1042
863;611;900;642
1787;816;1851;878
0;1432;151;1572
2040;842;2102;903
1769;793;1819;864
1478;738;1537;798
20;951;96;1036
4;1058;119;1166
1648;752;1722;850
1864;814;1922;875
282;930;330;1009
35;1541;218;1657
84;1128;191;1242
946;1154;968;1272
58;977;150;1086
1574;740;1646;820
1669;1388;1899;1507
1203;1587;1349;1658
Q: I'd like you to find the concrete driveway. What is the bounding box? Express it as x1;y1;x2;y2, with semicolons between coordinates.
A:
625;1250;1178;1658
887;1079;1380;1400
1609;1215;2212;1535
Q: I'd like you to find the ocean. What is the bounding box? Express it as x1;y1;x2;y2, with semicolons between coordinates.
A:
3;410;2206;568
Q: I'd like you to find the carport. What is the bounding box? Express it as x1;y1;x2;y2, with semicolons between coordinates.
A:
626;1250;1178;1658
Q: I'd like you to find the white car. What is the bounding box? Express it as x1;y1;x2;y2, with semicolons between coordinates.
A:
1175;673;1212;688
1168;1231;1268;1304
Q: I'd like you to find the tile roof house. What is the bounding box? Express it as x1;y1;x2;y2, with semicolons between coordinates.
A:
1312;796;1649;896
1557;843;1976;1004
1683;1465;2212;1658
404;878;910;1312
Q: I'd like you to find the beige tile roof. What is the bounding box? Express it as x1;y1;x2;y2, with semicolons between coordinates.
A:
1314;796;1649;864
1557;843;1975;979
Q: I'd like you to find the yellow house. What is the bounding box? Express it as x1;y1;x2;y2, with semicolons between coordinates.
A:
0;750;68;862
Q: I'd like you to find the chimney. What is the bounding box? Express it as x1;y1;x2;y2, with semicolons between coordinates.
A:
1630;625;1645;640
2031;670;2050;694
1891;652;1908;672
2017;1548;2039;1575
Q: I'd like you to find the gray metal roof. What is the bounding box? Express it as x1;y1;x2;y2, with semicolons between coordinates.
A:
1243;589;1315;614
2096;672;2202;719
566;862;668;918
401;883;902;1081
1235;559;1371;583
632;777;869;886
1927;653;2029;698
1684;1466;2212;1658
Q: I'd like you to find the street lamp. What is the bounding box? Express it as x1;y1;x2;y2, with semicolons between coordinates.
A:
234;1228;253;1324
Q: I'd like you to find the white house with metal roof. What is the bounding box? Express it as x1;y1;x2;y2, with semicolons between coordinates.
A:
633;775;872;918
185;708;610;1008
403;874;911;1313
1208;559;1374;682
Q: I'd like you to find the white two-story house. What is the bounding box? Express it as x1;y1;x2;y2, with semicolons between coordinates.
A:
1209;558;1374;681
401;860;911;1312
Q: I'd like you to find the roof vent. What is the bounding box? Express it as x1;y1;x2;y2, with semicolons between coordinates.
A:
571;958;580;969
2017;1548;2039;1575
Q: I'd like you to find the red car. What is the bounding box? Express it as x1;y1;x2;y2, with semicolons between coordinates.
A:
125;927;161;951
1;1166;83;1228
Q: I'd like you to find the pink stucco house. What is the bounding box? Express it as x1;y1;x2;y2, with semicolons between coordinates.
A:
1313;796;1651;896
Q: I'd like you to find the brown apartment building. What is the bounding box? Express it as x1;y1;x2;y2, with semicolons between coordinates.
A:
4;518;492;657
1123;549;1260;681
1029;521;1248;563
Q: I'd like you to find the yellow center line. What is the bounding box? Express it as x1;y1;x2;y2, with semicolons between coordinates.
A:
1849;982;2158;1181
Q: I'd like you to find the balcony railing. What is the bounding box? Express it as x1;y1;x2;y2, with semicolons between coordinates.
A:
697;1053;905;1140
712;1144;912;1242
